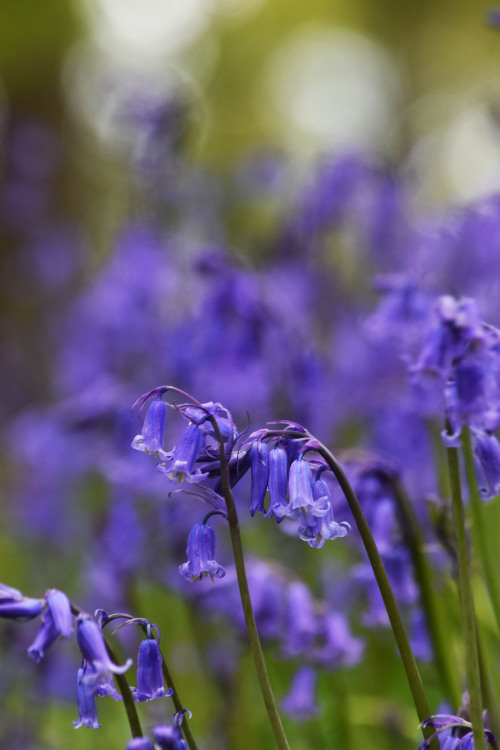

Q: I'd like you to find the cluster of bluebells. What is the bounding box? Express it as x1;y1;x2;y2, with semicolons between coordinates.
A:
412;295;500;499
132;388;352;562
0;583;181;737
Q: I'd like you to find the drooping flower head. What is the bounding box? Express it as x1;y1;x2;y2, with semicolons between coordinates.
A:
0;583;44;620
132;623;172;702
76;614;132;685
179;522;226;583
28;588;73;663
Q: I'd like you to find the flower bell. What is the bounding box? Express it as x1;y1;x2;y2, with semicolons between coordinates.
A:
249;441;269;516
72;666;101;729
179;523;226;582
28;588;73;663
76;614;132;684
132;396;168;456
0;583;44;620
132;625;172;702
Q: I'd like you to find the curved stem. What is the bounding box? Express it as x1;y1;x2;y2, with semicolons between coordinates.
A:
210;418;290;750
104;639;143;738
315;444;437;747
159;656;198;750
445;437;485;748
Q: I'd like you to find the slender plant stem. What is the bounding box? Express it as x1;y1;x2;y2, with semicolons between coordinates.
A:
104;639;144;738
462;427;500;632
315;444;437;747
159;655;198;750
389;474;460;707
211;418;290;750
445;437;485;749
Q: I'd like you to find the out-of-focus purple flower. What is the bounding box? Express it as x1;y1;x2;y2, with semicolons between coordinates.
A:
471;429;500;499
132;626;172;702
28;588;73;662
249;441;270;516
282;581;317;658
72;666;101;730
152;715;189;749
76;615;132;684
179;523;226;582
126;738;155;750
413;296;484;378
280;666;320;721
0;584;43;620
132;397;168;456
313;612;364;668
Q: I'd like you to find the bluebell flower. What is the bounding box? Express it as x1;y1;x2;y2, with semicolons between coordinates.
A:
282;581;317;658
158;423;207;483
152;716;188;749
132;626;172;702
471;429;500;499
132;396;169;457
76;614;132;685
72;665;101;729
413;296;484;377
280;666;320;721
419;713;497;749
179;523;226;582
313;612;364;668
249;440;270;516
263;444;289;519
126;738;155;750
0;583;44;620
288;454;314;511
28;588;73;662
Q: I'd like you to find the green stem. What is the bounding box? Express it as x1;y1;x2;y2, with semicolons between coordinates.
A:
389;474;460;707
104;639;143;738
462;427;500;632
159;655;198;750
316;444;437;747
211;419;290;750
445;437;485;748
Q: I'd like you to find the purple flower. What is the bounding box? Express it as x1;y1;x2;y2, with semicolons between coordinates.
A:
72;666;101;730
0;583;44;620
179;523;226;582
288;454;314;511
419;713;497;749
471;429;500;499
152;718;188;750
249;441;270;516
280;666;320;721
313;612;364;668
76;614;132;684
158;423;206;483
132;397;168;456
282;581;317;658
126;739;155;750
132;627;172;702
413;296;484;378
27;588;73;662
263;444;289;519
